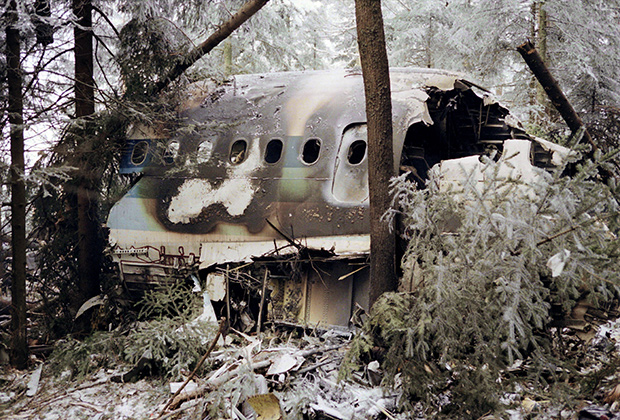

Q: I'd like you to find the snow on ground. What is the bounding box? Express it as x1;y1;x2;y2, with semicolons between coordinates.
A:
2;367;166;419
2;320;620;419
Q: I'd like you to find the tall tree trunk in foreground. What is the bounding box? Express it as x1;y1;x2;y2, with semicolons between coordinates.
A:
355;0;398;306
73;0;101;325
6;0;29;369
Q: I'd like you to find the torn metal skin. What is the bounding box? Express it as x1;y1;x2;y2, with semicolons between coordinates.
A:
106;68;571;328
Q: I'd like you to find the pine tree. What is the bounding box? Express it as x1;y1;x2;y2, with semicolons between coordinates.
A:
346;150;620;417
5;0;28;369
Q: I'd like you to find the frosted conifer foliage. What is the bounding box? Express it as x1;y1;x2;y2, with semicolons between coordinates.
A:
347;154;620;415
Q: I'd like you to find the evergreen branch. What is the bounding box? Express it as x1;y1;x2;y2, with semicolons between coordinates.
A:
536;213;614;248
93;36;117;94
583;267;617;287
154;17;198;48
157;317;226;418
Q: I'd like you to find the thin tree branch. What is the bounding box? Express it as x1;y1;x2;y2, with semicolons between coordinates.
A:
157;318;227;418
91;5;120;39
536;214;614;248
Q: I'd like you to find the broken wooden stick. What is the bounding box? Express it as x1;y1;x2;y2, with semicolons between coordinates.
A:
157;317;226;418
265;218;302;250
225;265;231;326
256;269;268;334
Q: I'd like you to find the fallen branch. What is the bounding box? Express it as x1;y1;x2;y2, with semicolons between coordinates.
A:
152;0;271;95
70;401;103;413
256;269;268;334
17;378;109;413
296;359;332;375
516;43;616;180
266;218;302;251
157;399;202;420
169;344;344;410
157;317;226;418
517;41;595;150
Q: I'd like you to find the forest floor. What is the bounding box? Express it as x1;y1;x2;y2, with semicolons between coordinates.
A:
1;327;400;420
1;319;620;419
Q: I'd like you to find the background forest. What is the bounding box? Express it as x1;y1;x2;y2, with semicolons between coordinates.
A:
2;0;620;418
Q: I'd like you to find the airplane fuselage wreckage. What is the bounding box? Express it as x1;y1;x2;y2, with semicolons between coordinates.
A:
107;68;571;329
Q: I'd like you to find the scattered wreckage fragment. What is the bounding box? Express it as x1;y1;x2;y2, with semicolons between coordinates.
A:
106;68;573;328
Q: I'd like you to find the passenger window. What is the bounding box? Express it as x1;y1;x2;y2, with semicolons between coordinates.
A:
265;139;283;164
301;138;321;165
347;140;367;165
230;139;248;164
197;139;214;164
163;140;179;164
131;140;149;165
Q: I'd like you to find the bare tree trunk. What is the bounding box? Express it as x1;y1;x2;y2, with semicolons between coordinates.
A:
6;0;29;369
152;0;270;95
355;0;397;306
223;41;233;76
517;41;595;151
425;15;433;69
535;4;549;109
73;0;101;327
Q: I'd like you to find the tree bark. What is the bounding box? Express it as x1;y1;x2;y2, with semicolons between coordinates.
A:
355;0;397;306
517;41;595;151
6;0;29;369
535;4;549;110
152;0;270;95
223;41;233;76
73;0;101;326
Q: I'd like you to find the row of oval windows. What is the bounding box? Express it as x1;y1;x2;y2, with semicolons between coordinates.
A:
130;137;368;167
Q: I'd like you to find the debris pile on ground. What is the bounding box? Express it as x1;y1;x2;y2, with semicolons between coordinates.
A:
3;313;620;419
0;322;404;420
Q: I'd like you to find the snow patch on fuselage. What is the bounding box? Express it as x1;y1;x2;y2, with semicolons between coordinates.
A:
167;140;260;222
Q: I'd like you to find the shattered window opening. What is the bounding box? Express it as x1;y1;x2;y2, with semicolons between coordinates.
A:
131;140;149;165
197;138;215;164
163;140;180;165
264;138;283;164
229;139;248;164
347;140;367;165
301;138;321;165
531;141;555;169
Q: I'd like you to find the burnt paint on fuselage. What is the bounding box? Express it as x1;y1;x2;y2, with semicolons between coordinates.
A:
108;68;466;254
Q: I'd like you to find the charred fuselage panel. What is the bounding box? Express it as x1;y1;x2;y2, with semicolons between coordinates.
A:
107;68;563;327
